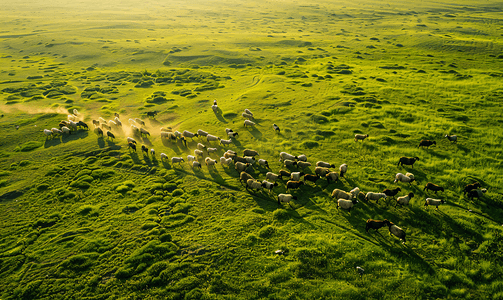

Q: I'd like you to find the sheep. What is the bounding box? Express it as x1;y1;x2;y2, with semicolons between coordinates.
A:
262;180;278;192
395;192;415;207
258;159;270;169
233;156;248;164
365;219;389;233
315;167;330;177
101;123;112;131
220;157;233;166
141;145;149;155
304;174;320;184
468;188;487;201
51;128;62;135
161;127;172;132
220;139;233;145
114;112;120;119
326;172;339;184
135;118;145;126
297;161;312;169
235;162;250;173
246;179;262;191
297;154;307;162
77;121;89;130
197;129;208;137
160;153;168;160
174;130;182;138
95;127;104;136
279;152;297;161
92;120;100;127
131;125;140;134
224;151;236;159
418;140;436;148
211;104;218;113
244;108;253;116
59;121;69;128
187;155;196;163
355;134;369;142
128;142;136;152
109;120;117;127
278;194;297;206
197;143;206;151
365;192;387;204
228;131;239;138
207;147;218;154
225;128;234;134
350;187;361;199
106;131;115;140
445;134;457;143
61;126;71;135
128;118;137;125
424;198;446;210
43;129;53;139
266;172;279;182
171;157;185;165
278;170;291;180
207;134;220;143
161;132;174;140
290;172;305;181
283;159;297;167
397;156;420;168
383;187;401;199
73;109;79;115
114;117;122;127
192;161;202;169
339;163;348;178
424;182;444;194
242;112;253;120
140;128;150;137
182;130;198;139
239;172;254;185
337;199;359;212
99;117;107;124
68;120;78;131
127;137;137;144
332;189;352;200
244;156;256;164
151;149;155;156
316;161;335;168
243;149;259;157
205;157;218;166
273;123;280;132
387;221;406;244
194;149;204;158
394;172;415;184
463;182;481;195
68;114;76;121
244;119;255;127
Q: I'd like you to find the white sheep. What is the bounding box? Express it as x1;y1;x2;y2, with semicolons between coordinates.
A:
127;137;137;144
73;109;79;115
135;118;145;126
355;134;369;142
43;129;53;139
365;192;387;204
339;163;348;177
243;156;255;164
396;192;415;207
114;117;122;126
266;172;279;182
211;104;218;112
283;159;297;167
235;162;250;173
220;139;233;145
131;125;140;134
224;151;236;159
207;134;220;143
326;172;339;183
242;112;253;119
160;153;168;160
332;189;352;200
246;179;262;191
244;119;255;127
297;154;307;162
197;143;206;151
140;128;150;136
244;109;253;116
128;118;136;125
387;222;406;243
151;149;155;156
174;130;182;138
109;120;117;127
68;114;76;121
99;117;107;124
194;149;204;157
207;147;218;154
315;167;330;177
337;199;358;212
61;126;71;135
394;173;415;184
262;180;277;191
220;157;232;166
279;152;297;161
183;130;197;139
187;155;196;163
197;129;208;137
205;157;218;166
424;198;446;210
258;159;270;168
278;194;297;206
243;149;259;157
192;161;202;169
290;172;304;181
350;187;360;199
68;120;78;131
445;134;457;143
228;131;239;138
316;161;335;168
51;128;62;135
171;157;185;165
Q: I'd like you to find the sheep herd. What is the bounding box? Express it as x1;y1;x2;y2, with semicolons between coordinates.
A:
41;106;486;245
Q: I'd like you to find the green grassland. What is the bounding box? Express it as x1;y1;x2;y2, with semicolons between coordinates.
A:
1;0;503;299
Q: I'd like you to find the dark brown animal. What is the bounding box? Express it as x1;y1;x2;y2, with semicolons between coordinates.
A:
382;187;401;199
141;145;149;155
286;180;304;190
233;156;248;164
128;142;136;151
304;174;320;183
418;140;436;148
95;127;103;136
463;182;481;195
278;170;291;180
397;156;419;168
424;182;444;194
365;219;389;233
106;131;115;140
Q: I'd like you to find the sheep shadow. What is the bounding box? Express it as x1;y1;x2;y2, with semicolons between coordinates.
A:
230;139;242;148
61;130;89;143
208;167;225;183
129;151;142;164
247;127;263;140
44;138;62;148
160;159;172;169
106;140;117;147
141;137;153;147
213;108;228;123
97;137;106;148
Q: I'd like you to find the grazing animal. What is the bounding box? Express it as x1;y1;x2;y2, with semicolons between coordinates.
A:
127;137;137;144
290;172;305;181
242;112;253;120
286;180;304;190
244;119;255;127
192;161;202;169
246;179;262;191
279;152;297;161
51;128;62;135
316;161;335;168
278;194;297;207
197;143;206;151
278;170;291;180
463;182;481;195
304;174;320;184
128;142;136;151
114;112;120;118
235;162;250;173
239;172;254;185
315;167;330;177
273;123;280;132
244;108;253;116
383;187;401;199
424;198;446;210
106;131;115;140
140;128;150;137
326;172;339;184
77;121;89;130
337;199;358;212
397;156;420;168
266;172;279;182
211;104;218;113
244;156;256;164
283;159;297;167
297;161;312;169
258;159;270;169
141;145;149;155
445;134;458;143
396;192;415;207
205;157;218;166
43;129;53;139
365;192;387;204
207;147;218;154
151;149;155;156
228;131;239;138
187;155;196;163
135;118;145;126
101;123;111;131
233;156;248;164
394;172;415;184
418;140;436;148
99;117;107;124
350;187;361;199
243;149;259;157
386;221;406;244
365;219;389;233
262;180;278;192
468;188;487;201
355;134;369;142
207;134;220;143
95;127;104;136
297;154;307;162
160;153;168;160
220;139;233;145
171;157;185;165
114;117;122;127
424;182;444;194
197;129;209;137
92;120;100;127
339;163;348;177
182;130;198;139
332;189;352;200
61;126;71;135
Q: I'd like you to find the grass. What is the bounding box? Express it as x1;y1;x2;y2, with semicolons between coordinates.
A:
1;0;503;299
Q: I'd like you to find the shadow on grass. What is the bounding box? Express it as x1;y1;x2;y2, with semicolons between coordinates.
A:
44;138;62;148
160;159;172;169
141;137;153;147
213;108;228;123
247;127;263;140
129;151;142;164
97;137;105;148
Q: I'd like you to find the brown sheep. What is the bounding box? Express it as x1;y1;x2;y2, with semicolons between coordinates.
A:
397;156;419;168
365;219;389;233
286;180;304;191
424;182;444;194
382;187;401;199
418;140;436;148
463;182;481;195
